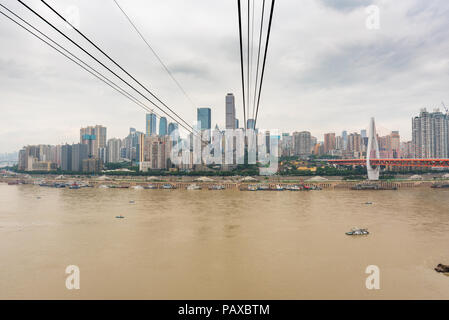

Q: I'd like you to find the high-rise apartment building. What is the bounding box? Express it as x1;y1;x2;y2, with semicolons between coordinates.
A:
293;131;312;157
80;125;107;158
412;109;449;158
400;141;414;159
390;131;401;158
348;133;362;154
281;133;293;157
61;144;72;171
342;130;348;150
361;129;367;139
71;143;89;172
140;135;171;171
107;138;122;163
324;133;336;154
17;145;59;171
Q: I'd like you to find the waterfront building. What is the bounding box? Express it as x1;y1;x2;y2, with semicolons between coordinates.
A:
18;145;47;171
390;131;401;158
140;135;170;171
61;144;72;171
281;133;293;157
124;128;144;161
82;158;102;173
324;133;336;154
80;125;107;158
18;149;26;171
293;131;312;157
137;133;145;163
335;136;343;151
71;143;88;172
401;141;414;159
342;130;348;150
54;145;62;168
107;138;122;163
313;142;324;156
31;161;57;171
347;133;362;157
98;147;107;164
412;108;449;158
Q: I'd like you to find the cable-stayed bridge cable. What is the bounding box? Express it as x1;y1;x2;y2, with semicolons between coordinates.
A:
34;0;194;133
112;0;197;109
254;0;275;129
237;0;247;129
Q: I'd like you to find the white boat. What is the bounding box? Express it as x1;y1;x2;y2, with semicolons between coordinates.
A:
346;227;369;236
187;184;201;190
131;185;144;190
209;185;225;190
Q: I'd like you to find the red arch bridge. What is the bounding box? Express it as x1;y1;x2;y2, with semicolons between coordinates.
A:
328;159;449;168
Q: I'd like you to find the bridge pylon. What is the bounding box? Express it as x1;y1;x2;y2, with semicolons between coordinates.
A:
366;117;380;180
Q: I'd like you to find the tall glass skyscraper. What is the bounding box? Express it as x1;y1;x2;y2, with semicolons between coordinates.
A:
168;122;179;135
146;113;157;136
226;93;236;129
159;117;167;136
197;108;211;130
247;119;255;130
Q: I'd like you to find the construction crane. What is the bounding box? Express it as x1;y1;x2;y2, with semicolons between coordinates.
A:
442;101;449;114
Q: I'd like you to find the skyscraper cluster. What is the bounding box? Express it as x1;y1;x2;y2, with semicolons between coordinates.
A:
280;129;402;160
16;98;447;174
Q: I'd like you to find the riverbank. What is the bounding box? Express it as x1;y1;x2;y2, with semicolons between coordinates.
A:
1;174;448;190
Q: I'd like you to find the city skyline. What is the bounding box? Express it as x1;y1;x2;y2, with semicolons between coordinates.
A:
2;0;449;153
16;104;429;174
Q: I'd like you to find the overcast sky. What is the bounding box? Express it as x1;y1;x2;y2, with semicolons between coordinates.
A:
1;0;449;153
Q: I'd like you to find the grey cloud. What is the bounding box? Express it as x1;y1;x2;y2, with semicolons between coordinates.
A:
1;0;449;152
169;61;211;78
0;58;29;79
295;38;423;88
318;0;373;11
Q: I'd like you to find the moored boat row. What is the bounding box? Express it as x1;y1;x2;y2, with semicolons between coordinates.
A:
242;184;321;191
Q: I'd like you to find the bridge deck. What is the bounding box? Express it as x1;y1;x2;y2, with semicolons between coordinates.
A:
329;159;449;167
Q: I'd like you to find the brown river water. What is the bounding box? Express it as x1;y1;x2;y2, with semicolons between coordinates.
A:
1;183;449;299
